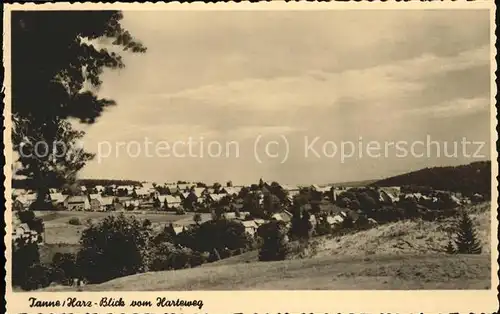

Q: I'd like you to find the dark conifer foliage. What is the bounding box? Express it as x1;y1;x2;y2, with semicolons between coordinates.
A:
11;11;146;207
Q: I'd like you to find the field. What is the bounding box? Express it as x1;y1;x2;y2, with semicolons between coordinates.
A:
37;210;212;263
41;202;492;291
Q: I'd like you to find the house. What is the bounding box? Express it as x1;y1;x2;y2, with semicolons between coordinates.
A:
328;211;347;225
378;189;399;204
192;188;205;198
253;219;267;226
332;189;344;202
12;223;43;244
270;211;292;224
236;211;250;219
173;225;185;235
49;192;65;206
222;212;237;220
89;194;104;211
241;220;258;236
221;187;242;196
310;184;321;191
14;223;30;238
177;184;194;192
95;185;105;193
101;196;115;211
207;194;225;203
117;197;139;210
135;187;151;198
16;193;37;208
64;195;91;211
157;195;168;204
167;186;179;195
12;199;25;211
165;195;182;209
141;199;155;209
12;188;29;197
141;182;154;190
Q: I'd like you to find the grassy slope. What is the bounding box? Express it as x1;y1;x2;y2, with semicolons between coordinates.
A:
44;254;490;291
42;202;492;291
314;202;491;257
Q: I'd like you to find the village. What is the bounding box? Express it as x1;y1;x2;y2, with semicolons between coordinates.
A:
12;178;484;244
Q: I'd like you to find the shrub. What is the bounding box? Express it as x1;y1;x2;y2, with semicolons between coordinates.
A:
68;217;81;225
76;213;154;284
193;213;202;225
258;221;290;261
314;215;332;236
184;219;250;254
20;263;52;291
51;252;78;285
176;207;186;215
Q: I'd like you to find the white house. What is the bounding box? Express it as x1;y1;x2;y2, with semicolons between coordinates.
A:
208;194;225;203
49;192;65;205
165;195;182;209
241;220;258;236
64;195;91;211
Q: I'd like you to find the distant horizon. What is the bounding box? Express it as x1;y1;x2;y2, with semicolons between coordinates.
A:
71;159;490;187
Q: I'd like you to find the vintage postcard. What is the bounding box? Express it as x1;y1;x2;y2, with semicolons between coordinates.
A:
3;1;498;313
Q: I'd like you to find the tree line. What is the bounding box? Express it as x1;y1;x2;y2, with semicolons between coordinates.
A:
371;161;491;197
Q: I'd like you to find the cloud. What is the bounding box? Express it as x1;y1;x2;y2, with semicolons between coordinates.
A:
405;97;490;118
154;45;488;116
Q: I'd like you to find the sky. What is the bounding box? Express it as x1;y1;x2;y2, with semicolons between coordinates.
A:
76;9;492;185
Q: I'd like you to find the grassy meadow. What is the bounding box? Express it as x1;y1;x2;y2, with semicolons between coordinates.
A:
37;210;212;263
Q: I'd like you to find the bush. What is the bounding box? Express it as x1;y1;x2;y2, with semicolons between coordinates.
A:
258;221;290;261
176;207;186;215
150;243;209;271
51;252;78;285
315;215;332;236
180;219;251;254
20;263;52;291
68;217;81;225
76;213;154;284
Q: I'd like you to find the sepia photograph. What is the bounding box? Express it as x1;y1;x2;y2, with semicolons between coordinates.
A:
4;2;497;307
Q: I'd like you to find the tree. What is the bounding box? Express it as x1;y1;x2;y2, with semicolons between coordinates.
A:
288;208;312;241
76;214;153;284
213;182;222;193
12;11;146;208
12;238;42;290
153;223;177;245
453;212;482;254
263;193;280;215
445;239;456;254
258;221;290;261
193;213;202;225
153;197;161;210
